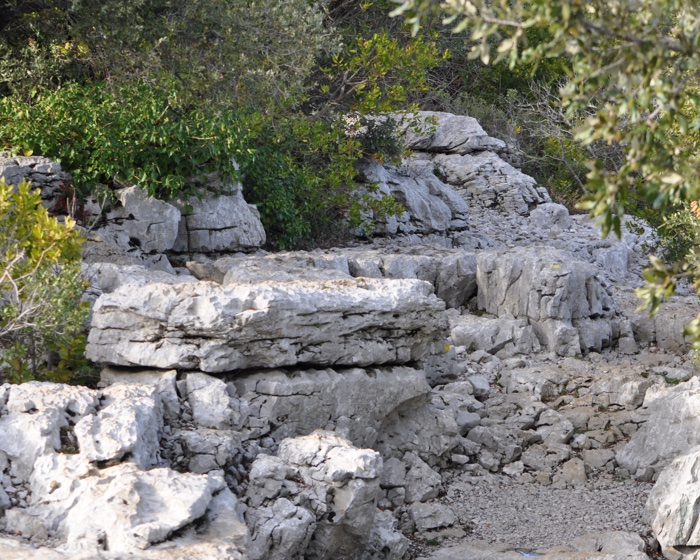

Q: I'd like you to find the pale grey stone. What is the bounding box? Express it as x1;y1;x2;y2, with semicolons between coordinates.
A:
616;377;700;474
101;185;181;253
402;452;442;503
100;367;180;422
409;502;457;532
74;384;163;469
647;448;700;556
401;111;507;155
186;372;235;430
173;190;265;253
235;366;429;448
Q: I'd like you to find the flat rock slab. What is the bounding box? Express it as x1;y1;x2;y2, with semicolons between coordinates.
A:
86;277;448;372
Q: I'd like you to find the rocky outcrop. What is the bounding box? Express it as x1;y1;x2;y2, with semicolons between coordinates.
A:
0;153;74;215
173;189;266;253
86;277;448;372
616;377;700;477
646;448;700;560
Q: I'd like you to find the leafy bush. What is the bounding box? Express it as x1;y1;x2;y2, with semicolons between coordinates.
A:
241;114;403;249
0;83;249;200
0;179;90;384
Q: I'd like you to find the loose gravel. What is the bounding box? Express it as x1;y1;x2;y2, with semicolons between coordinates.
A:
441;471;653;550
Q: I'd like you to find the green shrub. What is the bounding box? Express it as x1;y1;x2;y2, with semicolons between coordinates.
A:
0;179;91;384
0;82;249;200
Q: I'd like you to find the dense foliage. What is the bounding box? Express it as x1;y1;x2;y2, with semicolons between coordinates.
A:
0;179;90;383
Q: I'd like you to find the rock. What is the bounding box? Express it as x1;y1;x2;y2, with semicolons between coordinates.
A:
356;160;468;234
346;246;477;308
581;449;616;472
402;452;443;503
173;189;265;253
616;377;700;475
86;277;448;372
646;447;700;559
555;458;588;487
476;247;618;356
400;111;507;155
529;203;572;231
409;502;457;532
99;185;181;253
234;366;429;447
376;395;459;464
245;431;385;560
362;510;411;560
246;498;316;560
185;372;237;430
74;384;163;469
6;456;229;554
450;314;541;358
433;151;550;216
178;428;241;473
100;367;180;422
0;408;61;481
83;262;196;298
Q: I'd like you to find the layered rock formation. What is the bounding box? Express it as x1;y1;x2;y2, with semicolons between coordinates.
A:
1;111;700;560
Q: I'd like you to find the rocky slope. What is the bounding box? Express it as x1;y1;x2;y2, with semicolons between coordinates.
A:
0;112;699;559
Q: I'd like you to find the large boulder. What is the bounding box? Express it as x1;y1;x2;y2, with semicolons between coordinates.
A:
173;189;265;253
476;247;619;356
400;111;507;155
616;377;700;476
433;151;550;216
244;431;404;560
356;160;469;235
646;448;700;560
86;277;449;372
232;366;430;447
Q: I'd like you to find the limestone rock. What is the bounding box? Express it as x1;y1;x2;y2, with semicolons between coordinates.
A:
234;366;429;447
616;377;700;475
450;314;541;358
100;367;180;422
74;384;163;469
401;111;507;155
433;151;550;216
476;248;618;356
86;277;448;372
99;185;181;253
245;431;387;560
173;190;265;253
646;447;700;558
356;160;468;235
409;502;457;532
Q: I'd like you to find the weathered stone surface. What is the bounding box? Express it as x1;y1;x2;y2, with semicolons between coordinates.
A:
99;185;181;253
617;377;700;475
450;314;541;357
74;384;163;469
0;154;72;214
185;372;238;430
433;151;550;216
401;111;507;155
647;447;700;558
409;502;457;532
529;203;572;231
84;262;195;298
100;367;180;422
234;366;429;447
346;246;477;308
376;394;459;465
86;277;448;372
173;190;265;253
244;431;389;560
476;248;618;356
5;454;229;553
356;160;468;235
